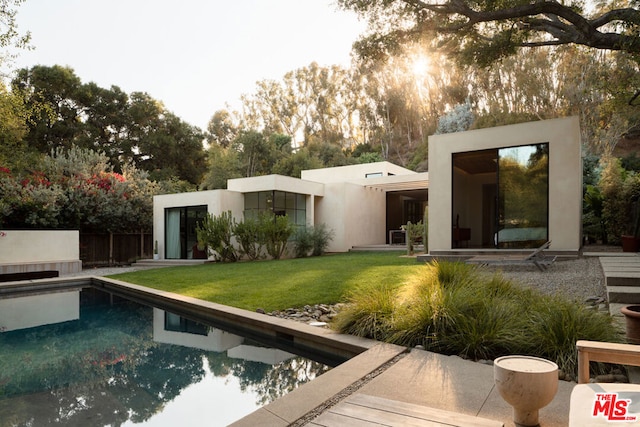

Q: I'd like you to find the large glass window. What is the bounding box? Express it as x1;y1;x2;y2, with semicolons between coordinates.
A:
452;143;549;249
164;312;208;336
243;191;306;227
164;205;208;259
497;144;549;248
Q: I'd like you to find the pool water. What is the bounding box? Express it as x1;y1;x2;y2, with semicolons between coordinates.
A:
0;288;330;426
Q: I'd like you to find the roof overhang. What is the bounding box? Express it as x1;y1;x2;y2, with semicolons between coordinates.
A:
355;172;429;192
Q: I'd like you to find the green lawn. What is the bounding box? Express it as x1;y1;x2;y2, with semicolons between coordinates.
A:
109;251;422;312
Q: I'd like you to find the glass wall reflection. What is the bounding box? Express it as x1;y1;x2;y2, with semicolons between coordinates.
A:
497;144;549;248
452;143;549;249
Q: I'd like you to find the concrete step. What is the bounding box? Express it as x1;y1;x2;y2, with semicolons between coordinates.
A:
606;275;640;287
607;286;640;304
133;259;208;267
350;245;416;252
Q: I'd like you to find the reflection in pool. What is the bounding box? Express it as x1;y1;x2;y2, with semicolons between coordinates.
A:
0;288;330;426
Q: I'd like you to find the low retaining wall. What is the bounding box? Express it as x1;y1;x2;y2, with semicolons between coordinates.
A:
0;230;82;275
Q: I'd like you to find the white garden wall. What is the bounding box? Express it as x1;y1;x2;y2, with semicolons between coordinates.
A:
0;230;82;274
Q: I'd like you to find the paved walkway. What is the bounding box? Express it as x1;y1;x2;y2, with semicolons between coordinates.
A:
232;343;574;426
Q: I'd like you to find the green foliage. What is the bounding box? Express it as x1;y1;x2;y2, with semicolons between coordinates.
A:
333;261;622;380
12;65;206;184
234;214;267;261
196;211;238;262
584;184;606;243
422;207;428;253
262;214;294;260
403;220;423;255
598;157;640;242
293;224;335;258
0;146;159;231
311;223;334;256
331;283;397;341
526;296;620;379
293;227;314;258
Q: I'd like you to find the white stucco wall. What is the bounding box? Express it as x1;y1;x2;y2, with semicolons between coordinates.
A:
153;190;244;259
302;161;416;183
428;116;582;253
227;174;324;196
152;309;244;351
0;230;79;263
316;182;387;252
0;291;79;332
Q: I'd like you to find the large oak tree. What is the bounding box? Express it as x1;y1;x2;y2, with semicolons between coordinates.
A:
338;0;640;65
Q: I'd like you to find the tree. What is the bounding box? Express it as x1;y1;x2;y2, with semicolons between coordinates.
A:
435;99;474;134
339;0;640;66
0;0;31;70
206;109;238;148
12;65;84;152
12;66;206;184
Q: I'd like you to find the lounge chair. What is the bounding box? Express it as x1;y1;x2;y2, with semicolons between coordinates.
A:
466;241;556;271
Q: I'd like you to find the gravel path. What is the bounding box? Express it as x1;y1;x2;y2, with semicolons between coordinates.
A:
478;256;606;302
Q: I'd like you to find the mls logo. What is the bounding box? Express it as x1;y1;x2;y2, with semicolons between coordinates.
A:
593;393;638;422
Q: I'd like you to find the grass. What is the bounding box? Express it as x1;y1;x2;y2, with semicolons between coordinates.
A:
109;251;422;312
110;253;623;380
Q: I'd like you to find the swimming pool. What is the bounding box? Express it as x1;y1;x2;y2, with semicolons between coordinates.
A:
0;283;335;426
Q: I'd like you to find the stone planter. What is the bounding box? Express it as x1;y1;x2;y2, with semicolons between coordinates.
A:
621;235;640;252
494;355;558;427
621;305;640;344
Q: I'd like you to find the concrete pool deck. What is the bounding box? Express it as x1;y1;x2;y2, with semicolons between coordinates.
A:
231;342;574;427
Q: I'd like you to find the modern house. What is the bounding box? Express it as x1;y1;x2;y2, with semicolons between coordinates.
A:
428;116;582;256
152;116;582;259
153;162;429;258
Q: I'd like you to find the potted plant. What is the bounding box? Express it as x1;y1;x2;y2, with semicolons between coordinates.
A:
621;199;640;252
153;240;159;260
621;175;640;252
621;305;640;343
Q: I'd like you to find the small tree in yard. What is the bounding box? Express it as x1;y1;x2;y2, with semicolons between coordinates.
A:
293;226;314;258
196;211;238;262
234;214;267;260
311;224;334;256
293;223;334;258
403;221;423;255
263;214;294;260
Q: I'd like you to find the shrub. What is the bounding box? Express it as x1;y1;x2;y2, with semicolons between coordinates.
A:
524;296;621;381
196;211;238;262
234;215;266;260
263;214;294;260
293;226;314;258
331;283;398;341
311;224;334;256
293;224;334;258
332;260;623;380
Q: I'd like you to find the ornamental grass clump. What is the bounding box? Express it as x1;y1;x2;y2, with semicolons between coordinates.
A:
331;282;398;341
332;260;622;380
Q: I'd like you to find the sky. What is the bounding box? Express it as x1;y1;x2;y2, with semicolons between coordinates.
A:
11;0;367;131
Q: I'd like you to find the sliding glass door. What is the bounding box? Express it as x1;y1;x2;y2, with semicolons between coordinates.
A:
452;143;549;249
164;205;208;259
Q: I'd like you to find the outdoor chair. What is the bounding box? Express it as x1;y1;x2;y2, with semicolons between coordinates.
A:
570;340;640;425
465;241;556;272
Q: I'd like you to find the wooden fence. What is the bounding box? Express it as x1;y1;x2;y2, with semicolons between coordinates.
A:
80;232;153;267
